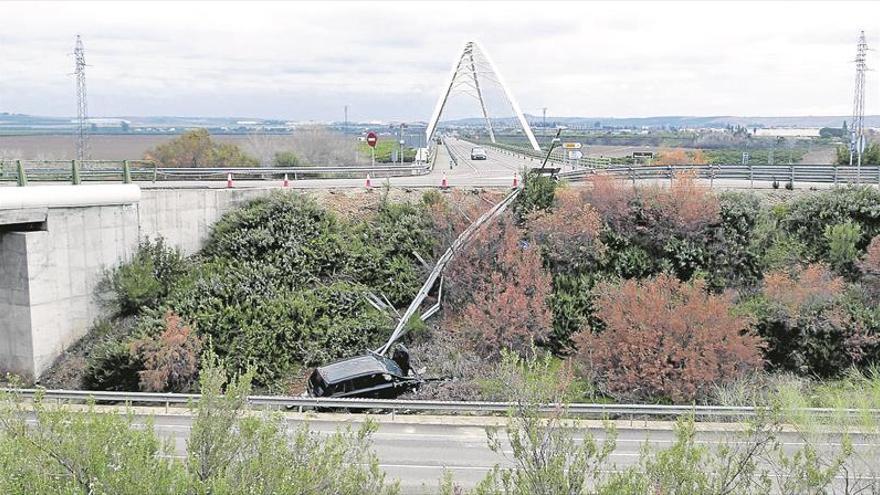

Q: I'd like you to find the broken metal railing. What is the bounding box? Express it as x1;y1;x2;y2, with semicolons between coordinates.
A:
376;187;522;355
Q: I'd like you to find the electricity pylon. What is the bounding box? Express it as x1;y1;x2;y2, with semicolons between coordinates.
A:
74;34;89;162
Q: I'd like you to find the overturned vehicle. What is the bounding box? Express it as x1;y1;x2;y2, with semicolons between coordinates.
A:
307;347;424;399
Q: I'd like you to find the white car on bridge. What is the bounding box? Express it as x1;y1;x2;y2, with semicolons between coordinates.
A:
470;147;487;160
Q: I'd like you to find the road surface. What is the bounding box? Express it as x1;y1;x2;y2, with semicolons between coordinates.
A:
54;407;879;494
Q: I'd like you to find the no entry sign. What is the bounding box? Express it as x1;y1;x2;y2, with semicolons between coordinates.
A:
366;132;378;148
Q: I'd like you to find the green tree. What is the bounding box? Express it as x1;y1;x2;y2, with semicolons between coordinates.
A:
145;129;258;167
835;142;880;166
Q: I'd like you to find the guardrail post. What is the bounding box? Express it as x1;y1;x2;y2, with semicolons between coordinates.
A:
833;164;838;186
749;163;754;189
628;167;635;187
16;160;27;187
152;161;158;183
123;160;132;184
790;164;794;188
710;165;716;189
71;159;81;185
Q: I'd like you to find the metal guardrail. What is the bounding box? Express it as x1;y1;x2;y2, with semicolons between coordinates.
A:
5;389;880;420
557;164;880;186
0;160;431;184
468;140;880;186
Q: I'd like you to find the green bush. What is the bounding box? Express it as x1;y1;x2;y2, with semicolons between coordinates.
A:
514;172;557;222
782;187;880;262
83;339;143;391
273;151;300;167
703;192;763;289
825;221;862;275
201;192;347;282
109;237;187;315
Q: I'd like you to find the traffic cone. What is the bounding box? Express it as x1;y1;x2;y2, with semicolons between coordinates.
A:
365;173;372;189
282;174;289;188
512;172;519;189
226;172;233;188
441;172;449;190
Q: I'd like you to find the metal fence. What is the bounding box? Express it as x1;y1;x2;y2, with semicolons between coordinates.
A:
5;388;880;421
0;159;431;185
470;142;880;187
557;163;880;187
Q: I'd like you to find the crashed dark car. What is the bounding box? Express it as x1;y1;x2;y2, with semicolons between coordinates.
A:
307;349;422;399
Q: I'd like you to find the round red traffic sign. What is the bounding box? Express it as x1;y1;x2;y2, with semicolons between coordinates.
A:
366;131;378;148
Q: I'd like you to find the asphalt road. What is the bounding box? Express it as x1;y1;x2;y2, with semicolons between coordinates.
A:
55;408;878;494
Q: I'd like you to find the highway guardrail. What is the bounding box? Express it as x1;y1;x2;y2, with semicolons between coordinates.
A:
557;164;880;186
5;388;880;421
465;139;880;186
0;160;431;184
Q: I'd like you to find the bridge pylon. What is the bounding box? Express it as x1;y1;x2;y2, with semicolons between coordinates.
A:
426;41;540;151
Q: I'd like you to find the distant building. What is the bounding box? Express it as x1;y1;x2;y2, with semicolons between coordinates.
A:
754;128;821;138
77;118;130;128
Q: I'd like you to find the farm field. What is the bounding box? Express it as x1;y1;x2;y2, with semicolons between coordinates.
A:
0;134;292;161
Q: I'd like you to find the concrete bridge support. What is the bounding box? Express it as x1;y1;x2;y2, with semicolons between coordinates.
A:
0;185;271;380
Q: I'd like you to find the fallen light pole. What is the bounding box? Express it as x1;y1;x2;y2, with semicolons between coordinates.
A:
376;187;521;355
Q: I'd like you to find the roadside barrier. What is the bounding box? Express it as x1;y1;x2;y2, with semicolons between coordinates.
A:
5;388;880;422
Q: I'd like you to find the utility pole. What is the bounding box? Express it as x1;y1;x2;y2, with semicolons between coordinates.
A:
542;107;547;138
73;35;89;163
398;123;407;165
850;30;868;183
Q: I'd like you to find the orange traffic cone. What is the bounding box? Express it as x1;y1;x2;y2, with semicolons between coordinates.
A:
226;172;233;188
441;172;449;189
512;172;519;188
365;174;372;189
282;174;289;188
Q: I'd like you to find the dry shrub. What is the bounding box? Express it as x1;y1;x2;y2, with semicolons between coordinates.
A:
573;274;763;402
130;311;202;392
860;236;880;303
582;173;633;229
426;190;503;255
407;331;497;401
447;216;552;357
763;263;845;312
860;235;880;275
582;171;719;237
654;148;707;165
753;263;879;375
526;188;606;263
640;170;720;235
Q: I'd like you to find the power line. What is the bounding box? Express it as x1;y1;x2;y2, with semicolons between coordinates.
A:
74;34;89;162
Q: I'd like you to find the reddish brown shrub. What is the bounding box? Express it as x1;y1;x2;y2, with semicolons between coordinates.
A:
526;188;606;264
860;235;880;275
449;216;552;357
640;170;721;235
762;263;844;313
426;190;503;256
581;173;634;229
654;148;707;165
573;274;763;402
130;311;202;392
582;171;719;238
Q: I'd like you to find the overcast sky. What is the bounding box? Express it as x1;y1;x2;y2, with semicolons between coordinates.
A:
1;1;878;121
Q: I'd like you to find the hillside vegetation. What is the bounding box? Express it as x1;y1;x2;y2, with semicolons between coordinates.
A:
40;178;880;405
